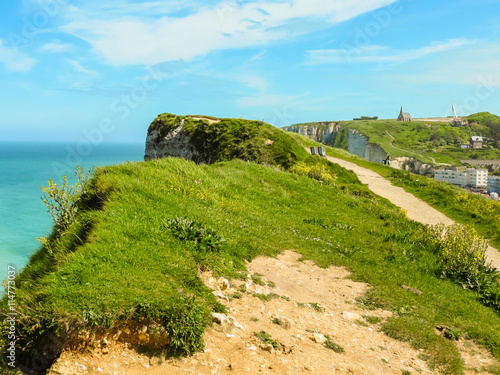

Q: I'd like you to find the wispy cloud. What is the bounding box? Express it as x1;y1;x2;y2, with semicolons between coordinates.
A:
307;39;474;64
66;59;99;77
60;0;397;66
0;40;37;72
38;41;73;53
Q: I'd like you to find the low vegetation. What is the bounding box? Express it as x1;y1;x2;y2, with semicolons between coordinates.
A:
291;132;500;250
289;113;500;166
2;118;500;374
149;113;309;167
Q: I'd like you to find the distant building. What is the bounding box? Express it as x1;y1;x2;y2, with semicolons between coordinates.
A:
397;107;412;122
488;176;500;193
434;169;468;187
434;168;488;188
451;102;468;127
467;168;488;188
470;136;484;149
353;116;379;120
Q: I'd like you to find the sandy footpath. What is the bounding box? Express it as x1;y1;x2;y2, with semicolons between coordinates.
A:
48;251;498;375
323;154;500;270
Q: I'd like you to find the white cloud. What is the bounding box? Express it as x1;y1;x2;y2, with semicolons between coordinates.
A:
366;41;500;88
308;39;474;64
66;59;99;77
38;41;73;53
60;0;397;66
0;40;37;72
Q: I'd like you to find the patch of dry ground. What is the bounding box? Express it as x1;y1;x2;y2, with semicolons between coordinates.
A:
48;251;499;375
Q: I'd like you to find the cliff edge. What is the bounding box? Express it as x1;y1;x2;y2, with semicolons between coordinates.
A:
144;113;306;167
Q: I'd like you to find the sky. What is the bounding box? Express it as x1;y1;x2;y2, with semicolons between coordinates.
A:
0;0;499;142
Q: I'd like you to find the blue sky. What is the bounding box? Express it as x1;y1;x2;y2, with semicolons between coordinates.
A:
0;0;499;142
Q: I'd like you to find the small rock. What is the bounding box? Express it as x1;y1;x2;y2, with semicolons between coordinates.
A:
211;313;245;333
273;315;292;329
304;364;314;371
259;343;274;354
341;311;362;321
212;291;229;302
310;333;326;344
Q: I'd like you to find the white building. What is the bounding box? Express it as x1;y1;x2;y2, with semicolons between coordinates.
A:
434;169;468;186
470;136;484;149
467;168;488;188
488;176;500;193
434;168;488;188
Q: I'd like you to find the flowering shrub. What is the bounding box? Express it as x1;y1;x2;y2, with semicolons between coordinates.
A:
290;162;336;185
40;166;91;231
433;224;488;281
415;224;500;313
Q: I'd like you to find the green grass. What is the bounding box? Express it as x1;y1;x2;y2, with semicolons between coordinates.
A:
2;157;500;374
254;331;279;349
289;132;500;250
149;113;310;167
288;117;500;166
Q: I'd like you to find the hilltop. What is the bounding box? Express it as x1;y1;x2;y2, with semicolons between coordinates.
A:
1;115;500;375
284;113;500;169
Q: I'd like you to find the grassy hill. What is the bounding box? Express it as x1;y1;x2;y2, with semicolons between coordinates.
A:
148;113;309;167
289;115;500;166
290;132;500;250
2;117;500;374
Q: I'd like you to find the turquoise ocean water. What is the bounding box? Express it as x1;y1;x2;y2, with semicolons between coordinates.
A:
0;141;145;285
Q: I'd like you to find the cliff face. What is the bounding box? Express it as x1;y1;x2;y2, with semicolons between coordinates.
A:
144;113;308;168
391;157;435;176
286;123;436;176
144;118;203;162
347;129;388;164
283;122;340;143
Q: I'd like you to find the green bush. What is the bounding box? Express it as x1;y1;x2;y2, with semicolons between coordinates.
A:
290;161;336;185
165;216;225;253
416;224;500;314
40;166;91;231
162;295;208;355
424;224;488;281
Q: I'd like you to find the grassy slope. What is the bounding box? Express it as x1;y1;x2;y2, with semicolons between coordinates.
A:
2;156;500;374
291;132;500;250
288;118;500;165
149;113;309;167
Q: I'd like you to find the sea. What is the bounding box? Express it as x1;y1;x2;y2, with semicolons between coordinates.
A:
0;141;145;285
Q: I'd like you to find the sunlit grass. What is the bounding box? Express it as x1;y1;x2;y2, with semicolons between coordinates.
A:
2;157;500;374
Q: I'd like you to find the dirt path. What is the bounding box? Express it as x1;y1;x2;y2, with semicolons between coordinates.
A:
48;251;498;375
322;153;500;270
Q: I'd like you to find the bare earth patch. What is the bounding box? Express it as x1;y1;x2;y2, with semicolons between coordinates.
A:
49;251;443;375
